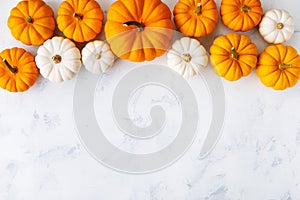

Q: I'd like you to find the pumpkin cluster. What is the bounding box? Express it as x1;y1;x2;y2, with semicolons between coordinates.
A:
168;0;299;91
0;0;299;93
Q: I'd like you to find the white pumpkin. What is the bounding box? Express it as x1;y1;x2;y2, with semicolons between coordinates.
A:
35;36;82;82
167;37;208;78
259;9;295;44
82;40;115;75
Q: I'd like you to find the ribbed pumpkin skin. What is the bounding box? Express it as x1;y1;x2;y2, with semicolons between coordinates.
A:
105;0;174;62
173;0;218;38
210;33;258;81
256;44;300;90
220;0;263;32
57;0;104;43
0;48;39;92
7;0;56;46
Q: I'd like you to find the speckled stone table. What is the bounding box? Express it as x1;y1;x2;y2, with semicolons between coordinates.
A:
1;0;300;199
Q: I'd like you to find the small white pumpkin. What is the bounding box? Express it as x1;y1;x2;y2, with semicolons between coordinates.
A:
82;40;115;75
259;9;295;44
167;37;208;78
35;36;82;82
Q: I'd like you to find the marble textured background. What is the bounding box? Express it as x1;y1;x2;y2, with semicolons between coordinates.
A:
1;0;300;199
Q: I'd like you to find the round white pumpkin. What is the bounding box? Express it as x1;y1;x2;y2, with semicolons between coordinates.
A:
82;40;115;75
259;9;295;44
35;36;82;82
167;37;208;78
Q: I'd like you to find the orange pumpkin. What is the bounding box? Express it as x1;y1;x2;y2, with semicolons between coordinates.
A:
0;48;39;92
7;0;56;46
220;0;263;32
105;0;174;62
173;0;218;38
210;33;258;81
57;0;104;43
256;44;300;90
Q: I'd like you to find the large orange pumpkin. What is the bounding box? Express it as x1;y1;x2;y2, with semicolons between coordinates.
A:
210;33;258;81
105;0;174;62
57;0;104;43
220;0;263;32
0;48;39;92
7;0;56;46
256;44;300;90
173;0;219;38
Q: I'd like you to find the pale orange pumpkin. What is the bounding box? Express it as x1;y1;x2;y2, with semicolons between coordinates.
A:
210;33;258;81
256;44;300;90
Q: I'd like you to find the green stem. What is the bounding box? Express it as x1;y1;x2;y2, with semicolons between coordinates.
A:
279;64;292;70
231;47;239;60
27;16;33;24
2;59;18;74
123;21;145;32
194;3;202;15
241;5;251;12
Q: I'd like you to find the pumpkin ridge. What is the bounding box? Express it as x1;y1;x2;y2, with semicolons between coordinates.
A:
15;4;29;19
285;69;300;79
282;71;292;87
117;1;138;21
81;22;97;36
0;76;10;89
238;57;256;70
31;4;48;19
81;7;103;17
264;70;282;86
31;22;55;33
284;48;299;64
212;43;231;55
263;49;279;64
273;73;287;89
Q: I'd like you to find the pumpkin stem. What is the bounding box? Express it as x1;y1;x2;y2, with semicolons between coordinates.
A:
182;53;192;63
231;47;239;60
123;21;145;32
277;23;284;30
52;55;62;64
2;59;18;74
279;63;292;70
241;5;251;12
95;51;102;60
73;13;83;21
27;16;33;24
194;3;202;15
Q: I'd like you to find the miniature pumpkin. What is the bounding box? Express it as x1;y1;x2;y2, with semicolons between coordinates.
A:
210;33;258;81
259;9;295;44
35;37;82;83
0;48;39;92
57;0;104;43
256;44;300;90
173;0;218;38
7;0;56;46
220;0;263;32
105;0;174;62
82;41;115;75
167;37;208;78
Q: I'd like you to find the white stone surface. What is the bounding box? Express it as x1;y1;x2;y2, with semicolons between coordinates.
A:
0;0;300;199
